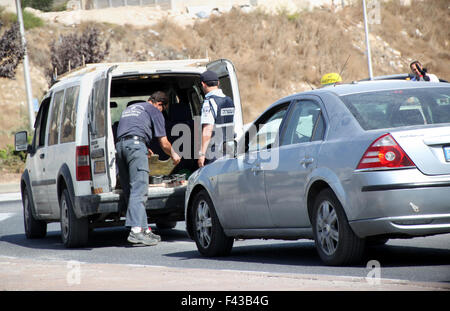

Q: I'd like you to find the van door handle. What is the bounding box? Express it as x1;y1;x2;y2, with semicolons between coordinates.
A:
300;157;314;166
251;163;262;173
39;153;45;159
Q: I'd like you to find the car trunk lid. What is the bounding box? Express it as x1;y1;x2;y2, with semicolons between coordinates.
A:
391;125;450;175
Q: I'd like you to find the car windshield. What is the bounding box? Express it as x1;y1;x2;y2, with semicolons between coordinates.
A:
340;86;450;130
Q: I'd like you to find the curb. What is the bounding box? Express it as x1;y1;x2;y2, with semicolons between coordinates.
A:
0;192;21;202
0;183;20;194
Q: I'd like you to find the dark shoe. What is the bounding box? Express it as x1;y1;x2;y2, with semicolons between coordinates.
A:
127;231;158;246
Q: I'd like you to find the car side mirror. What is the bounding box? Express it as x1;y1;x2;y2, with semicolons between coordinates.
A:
15;131;30;153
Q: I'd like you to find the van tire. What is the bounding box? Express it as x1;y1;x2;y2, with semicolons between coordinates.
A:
60;188;88;248
23;187;47;239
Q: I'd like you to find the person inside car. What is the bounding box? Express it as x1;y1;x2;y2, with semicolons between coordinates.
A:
409;60;439;82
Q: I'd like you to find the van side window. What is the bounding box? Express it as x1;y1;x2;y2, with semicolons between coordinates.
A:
32;98;50;150
91;79;106;138
60;86;80;143
48;90;65;146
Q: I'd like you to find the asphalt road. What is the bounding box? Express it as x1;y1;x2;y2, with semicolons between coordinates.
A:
1;197;450;290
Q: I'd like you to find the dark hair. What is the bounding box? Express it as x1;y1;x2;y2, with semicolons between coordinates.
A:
410;60;428;73
204;80;219;87
148;91;168;105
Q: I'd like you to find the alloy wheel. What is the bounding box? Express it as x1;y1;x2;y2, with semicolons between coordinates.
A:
316;200;339;256
195;199;212;249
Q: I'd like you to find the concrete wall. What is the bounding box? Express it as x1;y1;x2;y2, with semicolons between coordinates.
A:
0;0;16;12
0;0;349;13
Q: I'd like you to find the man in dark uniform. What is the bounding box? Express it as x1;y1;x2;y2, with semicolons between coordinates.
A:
198;70;235;167
116;91;181;246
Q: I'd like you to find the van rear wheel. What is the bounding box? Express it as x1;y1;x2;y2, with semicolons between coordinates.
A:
60;189;88;248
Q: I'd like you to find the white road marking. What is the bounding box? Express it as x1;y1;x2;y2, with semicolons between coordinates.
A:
0;213;15;222
0;192;21;202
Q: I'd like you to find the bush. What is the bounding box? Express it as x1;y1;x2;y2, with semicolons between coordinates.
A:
0;144;26;173
0;22;25;79
0;6;44;30
21;10;45;29
49;25;110;80
22;0;54;12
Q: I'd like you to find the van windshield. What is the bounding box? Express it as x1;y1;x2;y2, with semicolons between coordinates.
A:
340;87;450;130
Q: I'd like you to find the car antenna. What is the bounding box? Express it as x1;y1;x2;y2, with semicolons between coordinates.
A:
336;54;351;86
306;80;315;90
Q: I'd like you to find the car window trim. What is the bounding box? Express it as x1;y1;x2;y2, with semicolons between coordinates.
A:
244;101;291;153
279;96;326;146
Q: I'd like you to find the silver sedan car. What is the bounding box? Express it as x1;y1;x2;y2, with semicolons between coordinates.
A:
184;80;450;265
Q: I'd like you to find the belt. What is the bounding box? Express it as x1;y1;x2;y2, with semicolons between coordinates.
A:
118;135;146;144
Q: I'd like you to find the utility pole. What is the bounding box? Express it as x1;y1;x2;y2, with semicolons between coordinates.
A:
15;0;35;129
362;0;374;80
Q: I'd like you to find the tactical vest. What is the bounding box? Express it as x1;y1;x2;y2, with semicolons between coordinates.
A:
208;95;235;144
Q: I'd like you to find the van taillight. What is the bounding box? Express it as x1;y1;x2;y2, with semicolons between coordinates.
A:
356;134;415;170
76;145;91;181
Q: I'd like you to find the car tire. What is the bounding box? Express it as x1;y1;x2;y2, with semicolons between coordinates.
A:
23;187;47;239
312;189;365;266
60;188;88;248
191;190;233;257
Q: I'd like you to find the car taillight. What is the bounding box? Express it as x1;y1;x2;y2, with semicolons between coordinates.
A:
356;134;415;170
76;145;91;181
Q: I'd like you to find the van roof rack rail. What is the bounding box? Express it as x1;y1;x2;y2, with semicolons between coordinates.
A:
50;58;211;86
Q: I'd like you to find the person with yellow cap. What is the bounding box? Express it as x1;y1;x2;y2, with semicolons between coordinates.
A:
320;73;342;86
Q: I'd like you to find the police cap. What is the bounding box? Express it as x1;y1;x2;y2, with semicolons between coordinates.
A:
200;70;219;83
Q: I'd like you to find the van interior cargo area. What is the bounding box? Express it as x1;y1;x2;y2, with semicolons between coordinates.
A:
110;73;204;188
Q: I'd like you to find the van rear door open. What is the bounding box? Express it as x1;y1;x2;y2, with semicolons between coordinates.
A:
87;66;116;194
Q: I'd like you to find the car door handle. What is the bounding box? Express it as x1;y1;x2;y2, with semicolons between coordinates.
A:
251;164;262;173
39;153;45;159
300;157;314;166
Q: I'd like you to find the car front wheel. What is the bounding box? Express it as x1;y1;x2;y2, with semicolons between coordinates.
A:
312;189;365;266
191;190;233;257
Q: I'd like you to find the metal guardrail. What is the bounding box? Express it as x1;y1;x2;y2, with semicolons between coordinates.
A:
89;0;170;10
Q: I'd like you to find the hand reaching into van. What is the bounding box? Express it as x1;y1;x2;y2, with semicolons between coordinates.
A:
158;136;181;166
171;150;181;166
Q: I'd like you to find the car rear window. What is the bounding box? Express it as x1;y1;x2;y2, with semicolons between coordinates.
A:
340;87;450;130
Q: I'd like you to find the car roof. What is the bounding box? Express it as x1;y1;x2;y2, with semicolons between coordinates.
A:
258;80;449;118
323;80;449;96
290;80;449;98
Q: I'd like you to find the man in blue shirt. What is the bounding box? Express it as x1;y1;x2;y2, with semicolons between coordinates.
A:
116;91;181;246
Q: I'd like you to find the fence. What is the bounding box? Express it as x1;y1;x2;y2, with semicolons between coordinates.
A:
90;0;170;9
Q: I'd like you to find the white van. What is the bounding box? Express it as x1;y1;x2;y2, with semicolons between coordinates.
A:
15;59;243;247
